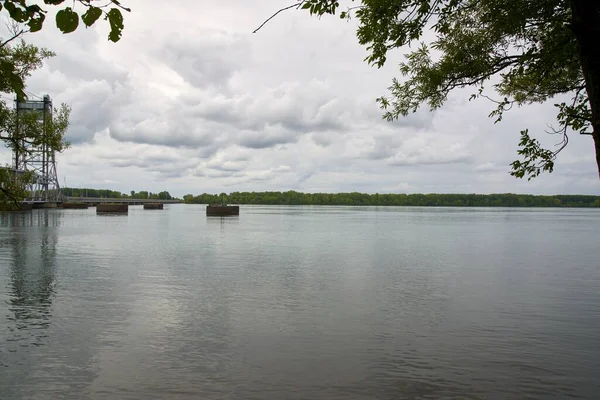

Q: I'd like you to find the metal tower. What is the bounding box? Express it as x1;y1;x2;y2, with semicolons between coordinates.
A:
13;95;63;203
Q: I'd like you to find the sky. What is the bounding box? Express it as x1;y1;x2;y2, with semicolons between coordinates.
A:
0;0;599;197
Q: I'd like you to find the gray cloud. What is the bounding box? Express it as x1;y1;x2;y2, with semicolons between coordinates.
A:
237;129;298;149
194;169;235;178
157;30;251;89
362;100;436;131
183;80;350;134
387;141;473;166
105;77;353;153
310;132;334;147
205;159;248;172
388;155;471;167
8;0;597;196
360;135;403;160
62;81;122;144
474;162;497;172
108;118;220;150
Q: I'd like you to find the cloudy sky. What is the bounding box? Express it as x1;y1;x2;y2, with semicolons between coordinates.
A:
1;0;598;197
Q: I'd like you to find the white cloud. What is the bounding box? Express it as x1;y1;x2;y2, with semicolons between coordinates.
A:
0;0;597;196
474;162;496;172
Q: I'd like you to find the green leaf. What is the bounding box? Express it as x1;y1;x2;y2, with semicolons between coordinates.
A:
4;2;16;14
5;2;28;23
56;7;79;33
82;6;102;27
106;8;124;42
28;15;46;33
301;2;311;9
25;4;43;17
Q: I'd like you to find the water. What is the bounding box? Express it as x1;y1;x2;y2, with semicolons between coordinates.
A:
1;205;599;399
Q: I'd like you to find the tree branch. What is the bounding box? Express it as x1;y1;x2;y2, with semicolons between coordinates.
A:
0;19;28;49
92;0;132;12
542;86;584;161
441;57;523;93
567;112;592;122
0;185;23;208
253;2;305;34
0;31;24;48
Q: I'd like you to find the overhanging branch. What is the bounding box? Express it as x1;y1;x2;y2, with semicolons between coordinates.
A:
0;185;23;208
253;2;306;34
441;56;524;93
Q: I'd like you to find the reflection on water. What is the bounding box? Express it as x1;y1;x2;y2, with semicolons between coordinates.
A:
1;209;63;228
7;229;57;347
206;215;240;225
0;211;60;399
2;211;59;349
1;206;600;399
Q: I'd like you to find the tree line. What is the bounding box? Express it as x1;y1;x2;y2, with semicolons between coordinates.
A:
63;187;175;200
183;191;600;208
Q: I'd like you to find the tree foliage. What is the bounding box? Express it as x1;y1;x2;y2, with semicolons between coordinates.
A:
0;101;71;153
0;33;55;99
0;100;71;208
1;0;130;99
62;188;176;201
185;190;600;208
0;166;33;208
0;39;70;208
1;0;129;40
0;2;130;208
260;0;600;180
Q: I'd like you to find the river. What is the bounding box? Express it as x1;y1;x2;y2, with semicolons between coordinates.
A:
1;205;599;399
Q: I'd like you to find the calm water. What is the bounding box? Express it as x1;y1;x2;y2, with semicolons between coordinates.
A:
1;205;599;399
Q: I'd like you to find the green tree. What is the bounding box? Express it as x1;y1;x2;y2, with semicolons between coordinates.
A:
258;0;600;180
183;190;600;207
1;0;129;41
0;101;71;155
1;1;130;100
157;191;172;200
1;0;131;208
0;39;70;208
0;167;34;207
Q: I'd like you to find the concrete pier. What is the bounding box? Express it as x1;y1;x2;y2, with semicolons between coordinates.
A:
62;202;89;209
143;203;163;210
97;204;128;214
206;204;239;216
32;202;58;209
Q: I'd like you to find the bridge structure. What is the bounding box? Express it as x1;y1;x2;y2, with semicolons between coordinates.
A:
11;95;64;205
64;197;182;205
6;93;185;209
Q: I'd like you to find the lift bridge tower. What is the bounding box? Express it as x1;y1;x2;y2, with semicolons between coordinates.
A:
12;95;63;203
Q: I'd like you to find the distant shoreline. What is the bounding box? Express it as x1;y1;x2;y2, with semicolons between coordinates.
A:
183;192;600;208
60;188;600;208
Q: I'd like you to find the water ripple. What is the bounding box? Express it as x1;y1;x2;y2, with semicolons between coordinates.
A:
1;206;599;399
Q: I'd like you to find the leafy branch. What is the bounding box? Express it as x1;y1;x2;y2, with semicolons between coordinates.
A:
253;1;364;33
510;86;589;180
253;2;306;34
258;0;598;180
1;0;131;42
509;130;558;180
0;19;28;49
0;165;35;209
